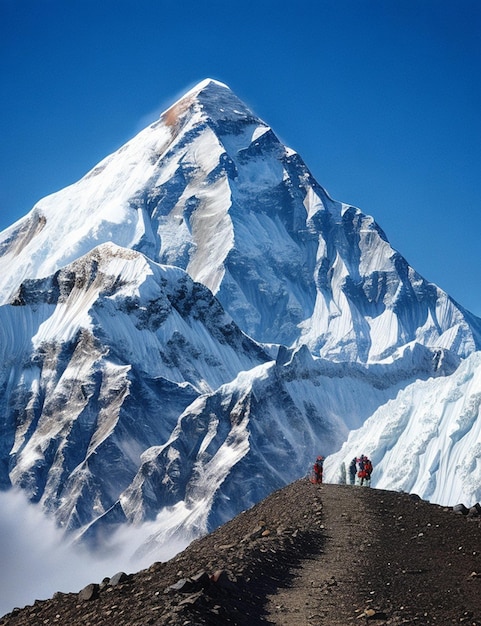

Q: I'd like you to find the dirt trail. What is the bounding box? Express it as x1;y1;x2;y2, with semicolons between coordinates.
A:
265;484;377;625
264;483;481;625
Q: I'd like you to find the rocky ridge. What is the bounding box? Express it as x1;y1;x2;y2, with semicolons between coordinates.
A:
1;480;481;625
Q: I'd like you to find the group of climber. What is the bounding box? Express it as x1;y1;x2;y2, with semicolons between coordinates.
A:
349;454;373;486
310;453;374;486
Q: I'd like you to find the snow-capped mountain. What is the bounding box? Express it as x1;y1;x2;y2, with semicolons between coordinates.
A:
0;243;268;529
1;79;480;560
1;79;480;362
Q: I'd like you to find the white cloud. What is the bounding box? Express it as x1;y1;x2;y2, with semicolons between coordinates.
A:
0;490;187;618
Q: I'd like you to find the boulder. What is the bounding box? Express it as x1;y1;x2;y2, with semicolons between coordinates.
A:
78;583;99;601
109;571;130;586
468;503;481;517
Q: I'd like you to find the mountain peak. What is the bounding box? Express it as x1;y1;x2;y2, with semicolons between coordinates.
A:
161;78;258;129
164;78;233;114
184;77;231;98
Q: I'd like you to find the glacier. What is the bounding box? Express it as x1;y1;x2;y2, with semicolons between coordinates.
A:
325;349;481;506
0;77;480;575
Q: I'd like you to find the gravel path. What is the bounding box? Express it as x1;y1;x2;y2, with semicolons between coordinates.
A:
266;484;371;625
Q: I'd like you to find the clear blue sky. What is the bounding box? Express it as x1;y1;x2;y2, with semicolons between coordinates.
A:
1;0;480;314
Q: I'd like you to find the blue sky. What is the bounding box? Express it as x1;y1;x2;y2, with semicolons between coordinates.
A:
1;0;480;313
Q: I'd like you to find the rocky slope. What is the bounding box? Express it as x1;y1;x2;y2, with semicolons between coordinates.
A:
2;481;480;625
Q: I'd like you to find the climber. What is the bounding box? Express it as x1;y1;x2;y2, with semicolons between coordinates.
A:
348;457;357;485
357;455;366;485
311;455;324;484
363;457;373;486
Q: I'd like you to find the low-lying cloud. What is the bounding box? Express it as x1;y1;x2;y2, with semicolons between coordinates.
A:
0;490;188;617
